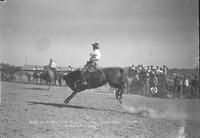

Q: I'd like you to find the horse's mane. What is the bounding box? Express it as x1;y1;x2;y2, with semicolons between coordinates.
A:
43;66;50;70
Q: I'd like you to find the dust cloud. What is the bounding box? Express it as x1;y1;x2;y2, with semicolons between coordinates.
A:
121;103;188;120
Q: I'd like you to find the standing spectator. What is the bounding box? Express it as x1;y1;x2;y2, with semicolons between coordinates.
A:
190;75;199;99
145;73;150;96
131;64;135;70
163;65;168;75
153;74;159;95
162;66;168;97
157;71;162;96
149;72;156;95
68;65;72;72
173;74;179;97
137;64;142;73
146;66;150;74
159;67;163;74
150;65;154;71
180;76;184;98
183;76;190;98
139;69;147;96
155;66;159;74
57;67;61;73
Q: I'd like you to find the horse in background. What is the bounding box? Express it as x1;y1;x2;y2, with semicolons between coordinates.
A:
39;66;57;90
23;72;32;83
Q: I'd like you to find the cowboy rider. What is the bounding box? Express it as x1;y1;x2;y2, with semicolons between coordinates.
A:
68;65;72;72
89;43;101;63
49;58;56;69
81;42;101;85
48;58;57;76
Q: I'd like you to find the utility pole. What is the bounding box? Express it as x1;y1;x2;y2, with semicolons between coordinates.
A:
25;56;27;66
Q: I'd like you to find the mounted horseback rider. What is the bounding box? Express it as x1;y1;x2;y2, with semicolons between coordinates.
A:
81;42;102;85
62;42;127;104
88;42;101;70
49;58;56;72
48;58;57;79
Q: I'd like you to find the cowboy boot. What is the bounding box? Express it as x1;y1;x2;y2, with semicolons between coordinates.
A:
82;78;87;85
80;69;88;85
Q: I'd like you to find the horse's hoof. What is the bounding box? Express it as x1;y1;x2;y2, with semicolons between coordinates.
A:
64;100;69;104
119;100;122;104
140;110;149;117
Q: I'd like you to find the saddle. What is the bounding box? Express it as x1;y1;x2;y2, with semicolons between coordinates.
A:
44;66;57;77
81;61;98;79
79;61;106;85
84;61;98;72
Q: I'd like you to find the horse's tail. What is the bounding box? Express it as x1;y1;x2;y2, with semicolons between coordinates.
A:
119;68;127;89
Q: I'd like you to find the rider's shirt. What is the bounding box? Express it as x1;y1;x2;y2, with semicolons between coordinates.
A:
57;68;61;72
49;62;56;69
68;66;72;71
184;79;189;87
89;49;101;62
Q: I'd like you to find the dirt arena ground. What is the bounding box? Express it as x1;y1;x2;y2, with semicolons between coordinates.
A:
1;81;200;138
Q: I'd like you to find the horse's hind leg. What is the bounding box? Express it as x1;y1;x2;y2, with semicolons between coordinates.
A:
64;91;78;104
115;89;120;100
118;87;125;104
48;83;51;91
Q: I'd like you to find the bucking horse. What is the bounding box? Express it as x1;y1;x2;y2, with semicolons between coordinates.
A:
62;67;127;104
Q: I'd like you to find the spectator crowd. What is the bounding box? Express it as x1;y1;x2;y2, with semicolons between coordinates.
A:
127;64;199;99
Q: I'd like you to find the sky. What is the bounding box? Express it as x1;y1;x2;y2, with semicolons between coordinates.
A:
0;0;199;68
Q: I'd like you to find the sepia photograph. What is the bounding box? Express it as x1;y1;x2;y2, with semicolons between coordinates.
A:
0;0;199;137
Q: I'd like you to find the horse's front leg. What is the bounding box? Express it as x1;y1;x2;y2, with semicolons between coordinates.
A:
118;88;125;104
64;91;78;104
126;81;130;94
54;79;57;86
48;82;51;91
115;89;120;100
